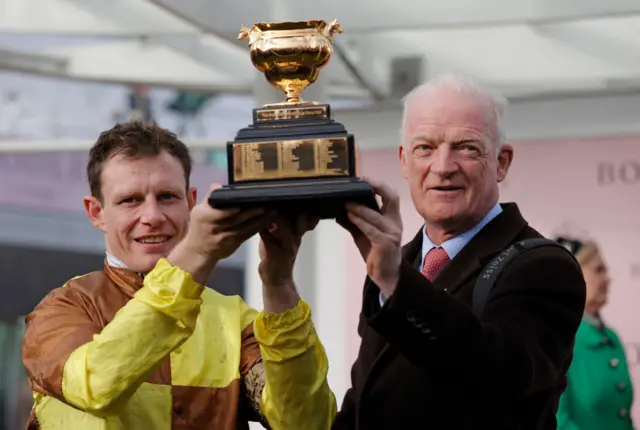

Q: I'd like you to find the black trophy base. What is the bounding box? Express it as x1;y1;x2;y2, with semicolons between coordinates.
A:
210;102;378;219
208;177;378;220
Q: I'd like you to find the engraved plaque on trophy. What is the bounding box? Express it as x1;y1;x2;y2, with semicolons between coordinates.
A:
208;19;377;219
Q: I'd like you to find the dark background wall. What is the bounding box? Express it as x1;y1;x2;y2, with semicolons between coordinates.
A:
0;244;245;321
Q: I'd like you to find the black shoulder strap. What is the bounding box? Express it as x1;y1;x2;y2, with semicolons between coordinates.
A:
472;238;577;317
471;238;580;430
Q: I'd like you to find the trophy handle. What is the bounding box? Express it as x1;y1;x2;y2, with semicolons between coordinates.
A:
238;25;263;46
322;19;342;40
238;25;251;41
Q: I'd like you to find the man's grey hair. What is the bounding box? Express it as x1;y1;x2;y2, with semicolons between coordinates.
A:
400;73;508;154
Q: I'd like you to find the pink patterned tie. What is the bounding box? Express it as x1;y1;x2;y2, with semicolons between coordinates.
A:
421;248;451;281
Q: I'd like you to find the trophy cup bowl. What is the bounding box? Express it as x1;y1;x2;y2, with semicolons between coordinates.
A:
208;19;378;220
238;20;342;104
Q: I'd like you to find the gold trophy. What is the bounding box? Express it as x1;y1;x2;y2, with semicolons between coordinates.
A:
208;19;377;219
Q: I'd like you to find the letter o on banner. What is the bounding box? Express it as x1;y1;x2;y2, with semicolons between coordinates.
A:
618;160;640;185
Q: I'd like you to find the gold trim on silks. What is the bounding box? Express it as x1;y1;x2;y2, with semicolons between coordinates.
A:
232;137;350;182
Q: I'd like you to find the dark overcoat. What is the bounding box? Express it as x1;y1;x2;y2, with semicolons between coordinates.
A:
333;203;586;430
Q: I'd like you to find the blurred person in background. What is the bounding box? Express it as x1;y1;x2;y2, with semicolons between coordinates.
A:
556;237;635;430
0;91;24;138
333;74;586;430
127;85;154;123
20;121;335;430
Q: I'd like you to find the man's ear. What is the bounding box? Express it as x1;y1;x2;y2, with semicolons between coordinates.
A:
399;145;409;180
187;187;198;210
84;196;107;232
496;144;514;183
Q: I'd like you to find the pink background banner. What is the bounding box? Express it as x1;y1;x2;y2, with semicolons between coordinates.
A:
0;153;228;214
348;136;640;420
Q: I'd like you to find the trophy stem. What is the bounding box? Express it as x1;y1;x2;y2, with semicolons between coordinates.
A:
286;90;302;103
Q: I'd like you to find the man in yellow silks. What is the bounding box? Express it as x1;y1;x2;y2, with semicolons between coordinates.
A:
21;122;336;430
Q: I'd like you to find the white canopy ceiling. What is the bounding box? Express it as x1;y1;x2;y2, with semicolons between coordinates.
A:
2;0;640;101
0;0;199;36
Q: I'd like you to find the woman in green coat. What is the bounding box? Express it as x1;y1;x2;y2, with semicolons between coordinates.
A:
556;237;635;430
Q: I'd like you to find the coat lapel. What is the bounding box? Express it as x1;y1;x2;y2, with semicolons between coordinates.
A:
402;228;423;267
433;203;530;296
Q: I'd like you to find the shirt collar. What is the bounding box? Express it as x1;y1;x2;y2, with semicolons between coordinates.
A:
106;252;145;279
106;252;129;269
421;203;503;263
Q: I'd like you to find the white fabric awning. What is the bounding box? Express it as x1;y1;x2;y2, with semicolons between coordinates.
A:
46;40;245;91
0;0;200;36
1;0;640;123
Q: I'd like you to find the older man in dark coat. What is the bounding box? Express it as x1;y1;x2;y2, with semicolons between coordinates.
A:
334;74;586;430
